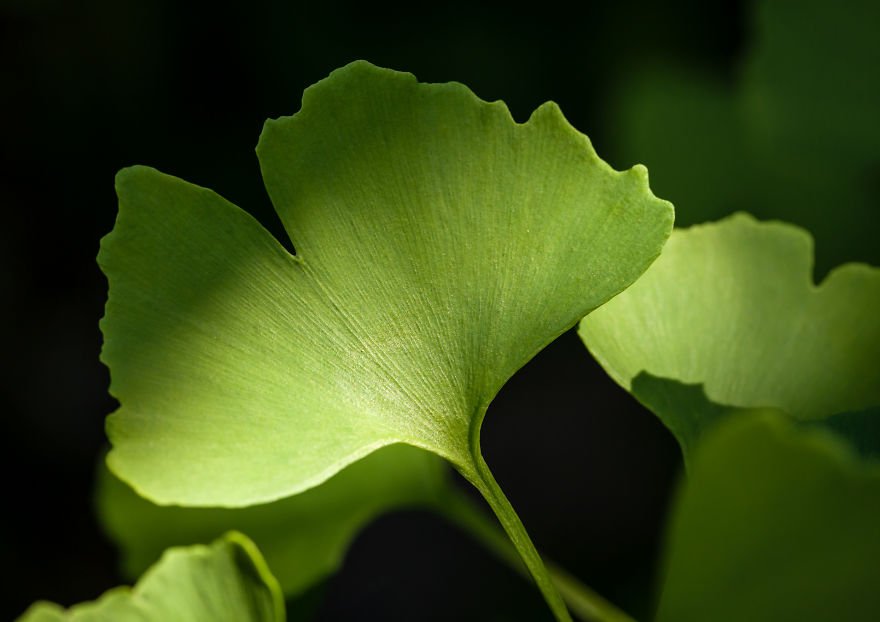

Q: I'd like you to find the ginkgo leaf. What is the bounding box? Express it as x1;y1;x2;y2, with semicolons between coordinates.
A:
579;214;880;460
99;61;672;619
97;444;448;598
655;412;880;622
17;533;284;622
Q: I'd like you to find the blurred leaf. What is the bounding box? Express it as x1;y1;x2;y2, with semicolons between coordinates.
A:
609;0;880;273
580;215;880;460
743;0;880;169
97;444;447;598
607;65;752;223
100;442;641;621
739;0;880;275
17;533;284;622
655;412;880;622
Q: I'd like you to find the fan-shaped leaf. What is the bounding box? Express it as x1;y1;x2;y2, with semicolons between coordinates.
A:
17;533;283;622
101;61;671;507
580;215;880;459
99;61;672;619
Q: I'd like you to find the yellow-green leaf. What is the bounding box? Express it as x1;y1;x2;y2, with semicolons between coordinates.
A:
17;533;283;622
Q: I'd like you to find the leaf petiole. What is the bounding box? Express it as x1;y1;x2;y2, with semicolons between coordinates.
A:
461;453;573;622
435;482;636;622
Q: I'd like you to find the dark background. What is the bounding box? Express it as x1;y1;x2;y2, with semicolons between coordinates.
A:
2;1;749;620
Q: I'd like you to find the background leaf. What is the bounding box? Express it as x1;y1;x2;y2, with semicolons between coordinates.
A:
97;444;447;598
606;0;880;275
17;533;284;622
654;412;880;622
97;445;450;596
606;66;752;228
579;214;880;460
99;443;641;622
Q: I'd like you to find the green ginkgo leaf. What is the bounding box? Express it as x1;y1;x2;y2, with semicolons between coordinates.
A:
98;61;672;619
17;533;284;622
655;412;880;622
96;444;447;598
579;214;880;460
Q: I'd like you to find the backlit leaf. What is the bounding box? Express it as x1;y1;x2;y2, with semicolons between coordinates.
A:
99;61;671;619
100;61;671;509
17;533;283;622
96;444;447;598
580;215;880;460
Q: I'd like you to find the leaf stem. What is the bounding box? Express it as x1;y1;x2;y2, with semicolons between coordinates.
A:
462;454;573;622
435;484;637;622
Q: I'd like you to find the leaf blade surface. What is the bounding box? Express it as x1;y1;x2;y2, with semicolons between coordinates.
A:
17;533;284;622
580;214;880;459
101;61;674;506
97;444;447;597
